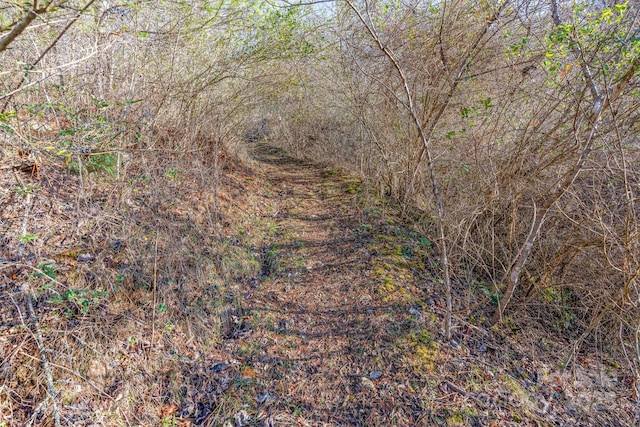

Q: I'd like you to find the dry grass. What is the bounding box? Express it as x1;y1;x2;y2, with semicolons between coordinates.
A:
0;132;248;425
0;138;637;426
2;2;638;425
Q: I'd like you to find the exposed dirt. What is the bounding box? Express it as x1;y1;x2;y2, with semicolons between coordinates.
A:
0;143;637;426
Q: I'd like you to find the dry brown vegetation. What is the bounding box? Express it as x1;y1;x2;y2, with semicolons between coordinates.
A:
1;0;640;425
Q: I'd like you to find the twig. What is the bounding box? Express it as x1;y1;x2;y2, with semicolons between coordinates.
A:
13;174;61;426
22;282;61;427
151;231;159;349
13;171;32;259
492;0;622;324
440;379;489;409
341;0;513;340
18;349;116;402
1;0;97;110
13;262;68;289
27;397;50;427
0;2;64;53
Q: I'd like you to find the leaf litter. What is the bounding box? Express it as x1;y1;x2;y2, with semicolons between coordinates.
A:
0;143;636;426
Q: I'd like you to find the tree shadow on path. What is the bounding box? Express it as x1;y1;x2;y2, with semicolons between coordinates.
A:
200;143;446;426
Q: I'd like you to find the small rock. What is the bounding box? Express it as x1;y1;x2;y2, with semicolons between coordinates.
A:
477;342;488;353
212;363;228;372
409;307;422;319
360;377;376;390
369;370;382;380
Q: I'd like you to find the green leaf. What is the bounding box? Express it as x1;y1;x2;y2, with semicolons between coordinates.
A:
18;234;39;244
34;262;57;279
0;110;16;122
418;237;431;248
615;2;628;14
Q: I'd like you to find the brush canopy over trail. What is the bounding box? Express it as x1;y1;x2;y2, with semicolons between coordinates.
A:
1;0;639;424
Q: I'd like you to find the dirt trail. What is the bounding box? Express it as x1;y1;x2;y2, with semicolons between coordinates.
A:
212;145;492;426
192;144;633;426
0;143;633;426
225;144;402;425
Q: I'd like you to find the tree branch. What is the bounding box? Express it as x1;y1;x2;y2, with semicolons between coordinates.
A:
0;0;69;53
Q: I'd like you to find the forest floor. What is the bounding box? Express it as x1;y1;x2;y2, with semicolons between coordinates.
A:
0;142;637;426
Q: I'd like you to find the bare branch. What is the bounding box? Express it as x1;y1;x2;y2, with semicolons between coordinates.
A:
0;0;68;52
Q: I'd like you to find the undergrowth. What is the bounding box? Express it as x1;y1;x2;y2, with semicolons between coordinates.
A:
1;140;637;425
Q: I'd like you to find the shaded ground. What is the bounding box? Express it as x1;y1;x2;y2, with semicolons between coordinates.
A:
0;143;636;426
211;144;430;425
178;144;636;426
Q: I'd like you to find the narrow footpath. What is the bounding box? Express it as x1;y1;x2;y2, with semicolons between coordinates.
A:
184;144;631;426
223;144;418;425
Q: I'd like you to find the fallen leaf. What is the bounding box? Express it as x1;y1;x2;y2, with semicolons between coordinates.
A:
160;402;179;417
77;253;95;263
213;362;228;372
241;366;257;379
234;410;249;427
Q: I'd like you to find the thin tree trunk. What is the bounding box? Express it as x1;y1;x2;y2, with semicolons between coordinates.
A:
491;0;639;323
